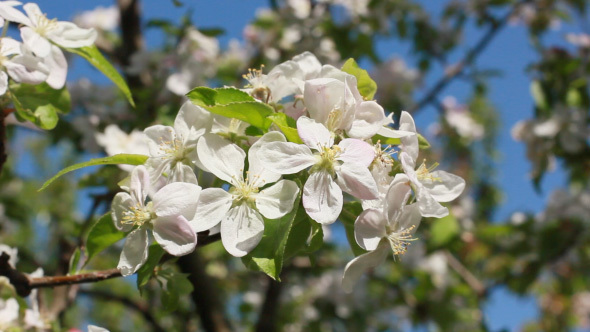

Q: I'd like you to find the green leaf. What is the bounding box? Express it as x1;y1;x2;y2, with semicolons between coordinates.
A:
429;213;459;247
267;112;302;143
418;133;431;149
136;244;166;289
371;134;401;146
242;182;302;280
65;45;135;107
68;247;82;275
530;80;548;111
158;269;193;313
187;87;273;129
85;214;126;265
340;202;367;256
10;82;70;130
283;206;324;259
39;154;148;191
341;58;378;100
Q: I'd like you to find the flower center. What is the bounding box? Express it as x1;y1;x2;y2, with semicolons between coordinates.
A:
243;66;270;102
159;134;188;162
121;202;154;227
312;145;341;175
385;224;417;256
34;13;59;36
230;172;260;204
416;160;441;182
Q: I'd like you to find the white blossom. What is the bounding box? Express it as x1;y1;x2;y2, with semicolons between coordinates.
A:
0;37;49;95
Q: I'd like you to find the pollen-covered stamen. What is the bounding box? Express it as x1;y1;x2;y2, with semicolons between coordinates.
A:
386;224;417;257
121;202;153;227
243;65;271;102
312;145;342;175
33;13;59;36
230;171;261;204
158;134;188;161
416;159;441;182
373;142;396;167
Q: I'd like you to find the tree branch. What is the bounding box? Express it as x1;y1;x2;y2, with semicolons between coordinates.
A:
443;250;486;297
407;2;526;114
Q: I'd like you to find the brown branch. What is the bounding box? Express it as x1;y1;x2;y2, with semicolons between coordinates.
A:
80;289;166;332
443;250;486;297
407;1;528;114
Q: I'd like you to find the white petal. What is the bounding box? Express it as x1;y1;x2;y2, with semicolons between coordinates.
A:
22;3;42;24
257;141;316;174
416;188;448;218
47;22;97;48
220;204;265;257
354;209;387;251
169;163;198;184
144;125;175;157
248;131;285;186
399;111;419;161
197;133;245;184
385;181;412;223
111;192;134;232
342;244;389;293
396;203;422;233
400;152;419;185
423;171;465;202
0;38;22;56
302;171;343;224
174;101;212;144
347;101;386;139
336;163;378;200
118;229;149;276
337;138;375;167
43;45;67;89
0;3;31;26
303;78;344;124
88;325;110;332
191;188;233;232
153;182;201;218
377;126;416;138
296;116;333;149
130;166;150;205
292;51;321;79
153;215;197;256
0;71;7;96
4;55;49;84
20;26;50;57
255;179;299;219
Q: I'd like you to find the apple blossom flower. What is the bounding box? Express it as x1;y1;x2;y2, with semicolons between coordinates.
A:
144;101;212;184
10;3;97;89
257;116;378;224
111;166;201;276
96;124;149;172
191;132;299;257
0;37;49;95
342;179;421;292
442;97;484;141
0;244;18;267
0;1;29;26
24;268;49;330
0;298;19;330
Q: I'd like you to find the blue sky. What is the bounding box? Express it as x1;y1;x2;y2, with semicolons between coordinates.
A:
17;0;584;330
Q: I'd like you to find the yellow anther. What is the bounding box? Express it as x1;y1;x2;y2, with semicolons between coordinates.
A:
416;159;441;182
386;224;417;257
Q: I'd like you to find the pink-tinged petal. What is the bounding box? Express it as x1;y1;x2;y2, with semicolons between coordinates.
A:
5;55;49;84
111;192;134;232
385;181;412;223
144;125;175;157
399;111;419;161
20;27;50;57
423;171;465;202
153;182;201;218
416;188;448;218
302;171;343;224
152;215;197;256
354;209;387;251
43;45;67;89
342;243;389;293
396;203;422;233
257;141;315;174
336;163;378;200
220;204;265;257
347;101;386;139
174;101;212;144
130;166;150;205
47;22;97;48
337;138;374;167
191;188;232;232
248;131;285;187
296;116;333;149
197;133;245;184
0;71;7;96
118;228;149;276
303;78;344;125
255;179;299;219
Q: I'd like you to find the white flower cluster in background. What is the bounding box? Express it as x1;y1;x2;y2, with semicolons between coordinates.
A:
0;1;96;94
110;52;466;292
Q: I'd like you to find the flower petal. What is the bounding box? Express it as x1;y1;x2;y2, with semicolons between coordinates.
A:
152;215;197;256
191;188;233;232
297;116;333;149
257;140;315;174
347;101;386;139
416;188;448;218
354;209;387;251
152;182;201;218
302;171;343;224
248;131;285;186
399;111;419;161
423;171;465;202
385;181;412;223
397;203;422;233
336;163;378;200
197;133;245;184
118;228;149;277
111;192;134;232
174;101;212;145
337;138;375;167
0;2;31;26
256;179;299;219
144;125;175;157
0;71;7;96
220;204;265;257
341;243;389;293
303;78;344;125
130;166;150;204
43;45;67;89
5;55;49;85
47;21;97;48
169;163;198;184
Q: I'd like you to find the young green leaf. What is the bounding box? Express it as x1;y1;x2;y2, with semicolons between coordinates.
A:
39;154;148;191
341;58;378;100
418;133;431;150
68;247;82;275
241;182;302;280
136;244;166;289
267;112;303;143
65;45;135;107
429;213;459;248
85;214;127;265
10;82;71;130
283;206;324;259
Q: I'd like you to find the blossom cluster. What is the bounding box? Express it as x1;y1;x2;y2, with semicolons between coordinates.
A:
0;1;96;95
108;51;465;292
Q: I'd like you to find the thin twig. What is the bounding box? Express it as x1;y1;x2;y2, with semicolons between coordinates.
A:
443;250;486;297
